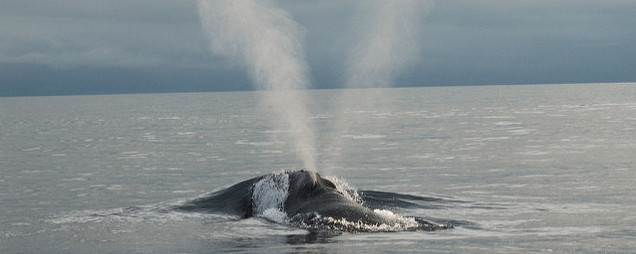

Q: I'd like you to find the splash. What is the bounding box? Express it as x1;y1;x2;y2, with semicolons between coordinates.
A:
292;211;423;232
197;0;316;170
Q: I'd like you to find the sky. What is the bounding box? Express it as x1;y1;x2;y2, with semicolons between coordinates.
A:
1;0;635;97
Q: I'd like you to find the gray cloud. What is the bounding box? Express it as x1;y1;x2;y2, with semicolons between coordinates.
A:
1;0;635;96
0;0;206;69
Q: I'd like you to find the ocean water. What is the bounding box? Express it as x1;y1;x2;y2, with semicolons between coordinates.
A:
1;83;635;253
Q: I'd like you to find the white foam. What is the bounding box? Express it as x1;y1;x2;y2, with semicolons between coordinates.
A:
296;210;424;232
261;208;289;224
373;209;420;229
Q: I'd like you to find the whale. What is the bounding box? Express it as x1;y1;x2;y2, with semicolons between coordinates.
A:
176;170;450;231
283;170;391;226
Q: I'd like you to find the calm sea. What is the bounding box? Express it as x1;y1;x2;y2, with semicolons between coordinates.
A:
1;83;635;253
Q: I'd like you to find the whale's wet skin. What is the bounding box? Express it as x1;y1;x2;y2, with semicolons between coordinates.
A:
176;170;452;232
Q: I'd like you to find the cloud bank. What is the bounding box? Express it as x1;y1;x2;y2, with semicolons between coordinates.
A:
1;0;635;96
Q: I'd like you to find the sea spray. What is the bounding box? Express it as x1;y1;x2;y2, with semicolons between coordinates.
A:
197;0;316;170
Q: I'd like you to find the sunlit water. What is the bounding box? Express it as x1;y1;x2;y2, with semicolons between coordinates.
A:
1;83;635;253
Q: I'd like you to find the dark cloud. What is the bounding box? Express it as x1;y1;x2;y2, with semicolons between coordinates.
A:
408;0;636;85
0;0;197;23
1;0;635;96
0;0;206;69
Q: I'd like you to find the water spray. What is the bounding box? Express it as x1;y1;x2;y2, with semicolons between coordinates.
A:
325;0;434;172
197;0;316;170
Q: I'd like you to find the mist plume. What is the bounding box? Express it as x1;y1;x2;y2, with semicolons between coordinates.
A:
197;0;316;170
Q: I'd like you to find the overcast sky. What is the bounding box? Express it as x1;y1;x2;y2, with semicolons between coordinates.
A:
1;0;635;96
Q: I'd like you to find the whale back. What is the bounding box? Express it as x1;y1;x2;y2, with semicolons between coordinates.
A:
175;175;262;218
284;170;390;225
174;170;452;231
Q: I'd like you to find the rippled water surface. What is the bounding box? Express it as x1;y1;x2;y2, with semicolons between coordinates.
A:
1;83;635;253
